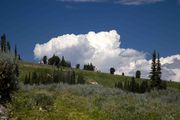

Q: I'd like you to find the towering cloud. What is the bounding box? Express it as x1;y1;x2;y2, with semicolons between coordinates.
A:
34;30;180;82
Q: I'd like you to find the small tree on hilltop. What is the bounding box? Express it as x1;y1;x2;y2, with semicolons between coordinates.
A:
136;70;141;78
110;67;115;74
76;64;80;69
43;56;47;64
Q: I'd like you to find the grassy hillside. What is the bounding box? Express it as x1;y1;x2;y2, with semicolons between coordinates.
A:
1;61;179;120
19;61;180;89
7;84;180;120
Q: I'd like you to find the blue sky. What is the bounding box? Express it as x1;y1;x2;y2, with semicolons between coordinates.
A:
0;0;180;61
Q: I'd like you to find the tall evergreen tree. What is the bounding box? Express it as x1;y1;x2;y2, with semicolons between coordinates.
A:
7;41;11;52
156;53;162;88
136;70;141;78
150;51;163;89
61;56;66;67
150;50;157;88
1;34;7;52
43;56;47;64
15;45;17;58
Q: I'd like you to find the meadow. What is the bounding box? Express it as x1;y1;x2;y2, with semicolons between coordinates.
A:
1;61;180;120
7;84;180;120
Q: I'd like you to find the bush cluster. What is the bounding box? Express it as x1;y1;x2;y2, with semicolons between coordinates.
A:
115;77;167;93
83;63;95;71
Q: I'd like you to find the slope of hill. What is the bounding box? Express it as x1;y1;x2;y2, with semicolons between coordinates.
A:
2;61;180;120
19;61;180;90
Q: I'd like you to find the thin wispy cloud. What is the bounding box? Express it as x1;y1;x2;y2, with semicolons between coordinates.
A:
178;0;180;5
116;0;164;5
57;0;165;5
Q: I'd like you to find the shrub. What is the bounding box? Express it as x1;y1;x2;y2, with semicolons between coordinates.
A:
110;67;115;74
0;53;18;102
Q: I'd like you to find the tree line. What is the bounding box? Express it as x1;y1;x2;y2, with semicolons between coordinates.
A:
24;70;85;85
42;55;96;71
0;34;21;60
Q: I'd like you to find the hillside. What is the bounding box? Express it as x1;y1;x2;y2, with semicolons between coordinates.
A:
1;61;179;120
19;61;180;90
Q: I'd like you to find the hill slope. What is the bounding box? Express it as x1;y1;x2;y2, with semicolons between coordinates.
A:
19;61;180;89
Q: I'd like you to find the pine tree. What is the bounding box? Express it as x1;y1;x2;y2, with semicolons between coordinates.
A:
156;53;162;89
150;50;157;88
7;41;11;52
18;54;21;60
136;70;141;78
15;45;17;58
43;56;47;64
61;56;66;67
1;34;7;52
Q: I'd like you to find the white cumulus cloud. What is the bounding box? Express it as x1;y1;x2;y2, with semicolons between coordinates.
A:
34;30;180;82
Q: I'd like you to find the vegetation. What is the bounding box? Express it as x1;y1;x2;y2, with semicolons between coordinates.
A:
7;84;180;120
0;53;19;102
84;63;95;71
136;70;141;78
150;51;166;89
110;67;115;74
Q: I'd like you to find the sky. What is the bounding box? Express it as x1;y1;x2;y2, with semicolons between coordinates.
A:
0;0;180;81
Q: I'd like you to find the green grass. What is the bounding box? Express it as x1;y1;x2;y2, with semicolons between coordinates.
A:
19;61;180;89
7;84;180;120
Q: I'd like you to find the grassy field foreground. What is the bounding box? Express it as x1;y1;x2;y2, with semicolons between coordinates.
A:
7;84;180;120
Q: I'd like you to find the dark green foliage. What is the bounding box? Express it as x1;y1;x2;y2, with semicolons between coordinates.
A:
122;72;125;76
23;70;84;85
7;41;11;52
130;77;136;93
0;53;19;102
24;74;29;85
110;67;115;74
48;54;60;66
77;72;85;84
18;54;21;60
84;63;95;71
136;70;141;78
32;72;38;84
76;64;80;69
43;56;47;64
115;78;149;93
140;81;149;93
150;51;164;89
1;34;7;52
15;45;17;58
60;56;66;67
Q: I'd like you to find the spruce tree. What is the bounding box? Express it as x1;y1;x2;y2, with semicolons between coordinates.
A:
150;50;157;88
156;53;162;88
61;56;66;67
15;45;17;58
1;34;7;52
43;56;47;64
7;41;11;52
